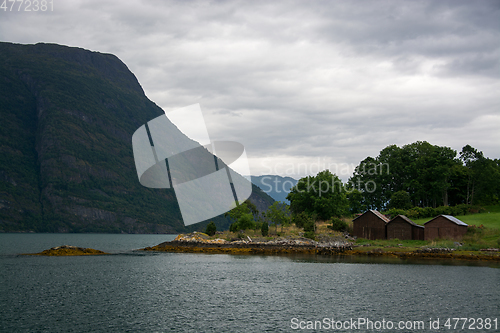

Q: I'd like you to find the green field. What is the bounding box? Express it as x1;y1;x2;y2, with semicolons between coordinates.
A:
412;205;500;229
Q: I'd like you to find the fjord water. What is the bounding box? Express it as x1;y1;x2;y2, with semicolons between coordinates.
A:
1;234;499;332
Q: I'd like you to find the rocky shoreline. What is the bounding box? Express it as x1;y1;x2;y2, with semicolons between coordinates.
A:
24;234;500;262
141;233;500;262
142;233;352;255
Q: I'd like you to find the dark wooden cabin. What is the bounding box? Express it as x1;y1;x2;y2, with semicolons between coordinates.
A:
352;210;390;240
424;215;468;240
386;215;424;240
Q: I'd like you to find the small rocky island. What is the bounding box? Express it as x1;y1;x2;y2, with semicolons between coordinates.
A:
27;245;108;256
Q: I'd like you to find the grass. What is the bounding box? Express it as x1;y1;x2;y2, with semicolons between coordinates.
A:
412;205;500;229
354;227;500;251
355;238;428;248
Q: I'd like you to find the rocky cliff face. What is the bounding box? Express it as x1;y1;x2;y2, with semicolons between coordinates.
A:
0;42;273;233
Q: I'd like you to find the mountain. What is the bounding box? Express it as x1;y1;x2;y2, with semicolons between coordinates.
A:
250;175;298;204
0;42;273;233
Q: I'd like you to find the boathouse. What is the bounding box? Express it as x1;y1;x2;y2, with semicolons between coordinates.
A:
352;210;390;240
386;215;424;240
424;215;468;240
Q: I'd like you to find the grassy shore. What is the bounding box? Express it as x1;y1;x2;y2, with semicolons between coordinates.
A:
212;206;500;251
181;206;500;262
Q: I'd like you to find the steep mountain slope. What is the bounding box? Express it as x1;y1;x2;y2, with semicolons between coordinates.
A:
0;42;273;233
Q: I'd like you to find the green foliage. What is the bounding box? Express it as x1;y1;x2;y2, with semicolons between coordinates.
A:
387;204;487;222
328;217;348;232
245;200;259;218
303;231;316;240
349;141;500;211
225;202;256;230
205;221;217;236
287;170;348;220
229;222;239;233
303;219;315;233
261;221;269;236
346;189;366;214
460;145;500;205
225;202;250;222
292;211;311;228
264;202;291;231
389;191;412;210
237;213;255;230
385;208;408;219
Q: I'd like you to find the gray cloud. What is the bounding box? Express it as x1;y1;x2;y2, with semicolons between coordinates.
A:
1;0;498;180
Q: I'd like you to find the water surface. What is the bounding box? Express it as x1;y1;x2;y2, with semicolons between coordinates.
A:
1;234;498;332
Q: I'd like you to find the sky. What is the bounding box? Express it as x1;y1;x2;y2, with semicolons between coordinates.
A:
1;0;499;181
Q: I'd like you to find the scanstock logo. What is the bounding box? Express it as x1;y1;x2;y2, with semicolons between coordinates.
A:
132;104;252;226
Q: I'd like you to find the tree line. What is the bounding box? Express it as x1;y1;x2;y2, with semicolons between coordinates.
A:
219;141;498;236
348;141;500;211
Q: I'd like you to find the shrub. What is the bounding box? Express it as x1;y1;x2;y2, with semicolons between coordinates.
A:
406;208;420;219
238;213;255;230
422;207;435;218
328;217;348;232
386;208;407;219
205;221;216;236
303;219;315;232
453;204;469;216
261;221;269;236
229;222;238;233
304;231;315;240
435;206;453;216
466;226;480;235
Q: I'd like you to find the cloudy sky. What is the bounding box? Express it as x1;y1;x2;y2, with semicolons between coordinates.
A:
1;0;499;180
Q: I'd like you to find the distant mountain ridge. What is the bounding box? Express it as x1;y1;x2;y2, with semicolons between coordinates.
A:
250;175;298;204
0;42;273;233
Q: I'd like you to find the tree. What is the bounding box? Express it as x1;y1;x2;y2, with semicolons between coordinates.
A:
225;202;255;231
346;188;365;214
237;213;255;230
287;170;348;220
264;201;290;233
348;156;386;210
245;200;259;219
459;145;500;205
349;141;461;209
205;221;216;236
389;190;412;210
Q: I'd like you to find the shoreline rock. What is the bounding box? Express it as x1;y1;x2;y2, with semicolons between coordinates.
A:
143;233;352;255
141;233;500;262
25;245;108;256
